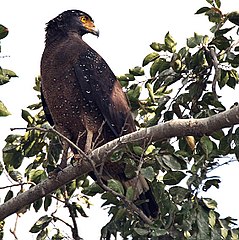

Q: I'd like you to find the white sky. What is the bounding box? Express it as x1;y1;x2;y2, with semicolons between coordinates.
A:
0;0;239;239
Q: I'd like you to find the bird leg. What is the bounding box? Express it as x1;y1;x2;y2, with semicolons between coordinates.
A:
84;130;94;154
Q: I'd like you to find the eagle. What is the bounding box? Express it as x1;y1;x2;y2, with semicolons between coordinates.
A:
40;9;158;218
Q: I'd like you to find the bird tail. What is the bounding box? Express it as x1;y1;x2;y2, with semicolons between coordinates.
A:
123;175;159;218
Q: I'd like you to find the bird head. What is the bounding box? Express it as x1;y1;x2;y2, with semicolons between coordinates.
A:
45;10;99;43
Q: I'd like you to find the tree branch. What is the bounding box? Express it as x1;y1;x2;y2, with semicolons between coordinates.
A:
0;105;239;220
209;47;221;100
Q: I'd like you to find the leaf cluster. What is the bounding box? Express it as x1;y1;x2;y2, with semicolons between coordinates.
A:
0;24;17;116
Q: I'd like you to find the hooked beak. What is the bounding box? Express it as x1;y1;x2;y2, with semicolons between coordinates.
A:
89;27;100;37
83;21;100;37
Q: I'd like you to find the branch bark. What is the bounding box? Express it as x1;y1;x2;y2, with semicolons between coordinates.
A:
0;105;239;220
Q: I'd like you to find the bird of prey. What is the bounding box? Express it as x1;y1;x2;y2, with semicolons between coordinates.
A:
41;9;158;218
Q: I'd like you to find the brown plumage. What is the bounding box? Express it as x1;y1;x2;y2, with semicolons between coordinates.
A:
41;9;158;218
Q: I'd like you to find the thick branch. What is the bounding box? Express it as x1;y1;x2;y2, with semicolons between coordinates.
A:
0;105;239;220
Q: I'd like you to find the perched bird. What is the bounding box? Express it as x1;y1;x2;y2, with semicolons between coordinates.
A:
41;9;158;218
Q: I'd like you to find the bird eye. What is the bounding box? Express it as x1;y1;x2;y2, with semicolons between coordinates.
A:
80;16;87;23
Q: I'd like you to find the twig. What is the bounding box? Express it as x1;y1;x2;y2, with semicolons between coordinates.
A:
51;212;72;229
9;214;19;240
61;185;82;240
209;47;221;100
65;200;82;240
0;182;36;190
51;193;83;240
49;194;65;204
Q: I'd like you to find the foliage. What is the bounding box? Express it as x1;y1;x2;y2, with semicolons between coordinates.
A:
1;0;239;239
0;24;18;116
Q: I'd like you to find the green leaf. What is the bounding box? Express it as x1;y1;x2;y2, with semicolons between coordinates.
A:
150;58;162;77
163;171;186;185
228;11;239;26
28;169;47;184
206;8;222;23
3;147;24;169
215;27;234;36
195;7;210;14
107;179;124;195
82;182;104;196
52;230;64;240
141;166;155;182
117;73;135;81
113;208;126;221
169;186;190;204
221;227;228;238
129;66;144;76
203;178;221;191
161;154;182;170
146;82;155;102
187;36;198;48
187;33;204;48
44;196;52;211
124;158;137;179
33;198;43;212
150;42;165;52
215;0;221;8
227;69;239;88
127;85;141;102
197;205;210;238
0;69;17;84
5;134;21;143
164;32;176;53
202;198;217;209
219;133;232;154
21;109;34;124
2;69;17;78
142;52;159;66
200;136;213;156
0;24;8;39
29;215;52;233
134;228;149;236
9;170;22;182
145;145;155;155
219;69;229;88
74;202;88;217
126;186;134;201
151;229;168;237
0;162;3;176
211;130;224;140
209;210;216;228
4;190;14;202
0;100;11;116
36;229;48;240
211;35;230;50
66;180;76;197
132;145;144;155
101;192;119;206
0;77;9;85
